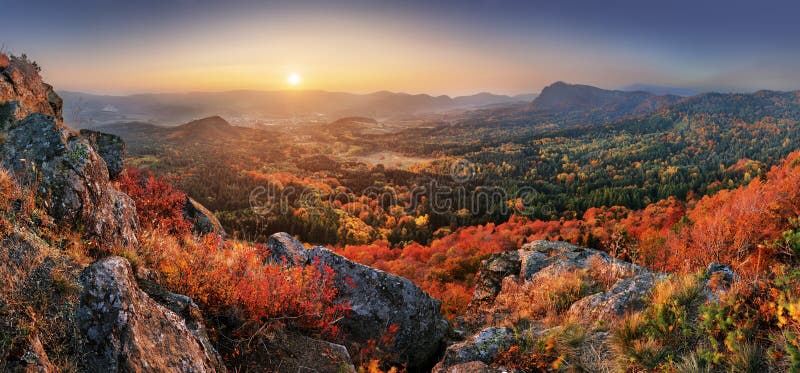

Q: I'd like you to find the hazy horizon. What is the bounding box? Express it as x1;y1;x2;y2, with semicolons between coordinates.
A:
3;0;800;95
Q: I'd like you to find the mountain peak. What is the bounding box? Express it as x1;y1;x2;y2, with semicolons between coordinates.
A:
531;81;678;114
169;115;235;140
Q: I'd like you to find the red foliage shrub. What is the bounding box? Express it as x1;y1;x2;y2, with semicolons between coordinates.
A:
117;168;192;235
139;229;349;337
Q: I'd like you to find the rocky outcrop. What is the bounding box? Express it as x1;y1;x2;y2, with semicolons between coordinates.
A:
0;53;62;123
432;327;514;373
78;256;225;372
79;129;126;179
183;197;226;237
469;251;520;307
464;241;647;328
1;114;137;247
518;240;643;281
265;233;450;370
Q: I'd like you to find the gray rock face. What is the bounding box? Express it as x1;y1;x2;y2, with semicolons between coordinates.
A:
567;272;666;322
432;327;514;373
265;234;450;370
469;251;520;307
183;197;226;237
1;114;138;248
79;129;126;180
265;232;308;265
78;256;225;373
137;279;221;366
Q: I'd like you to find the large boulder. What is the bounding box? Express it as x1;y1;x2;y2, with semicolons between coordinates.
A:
1;114;137;247
307;246;450;369
183;197;226;237
79;129;126;180
265;234;450;370
0;54;62;122
78;256;225;372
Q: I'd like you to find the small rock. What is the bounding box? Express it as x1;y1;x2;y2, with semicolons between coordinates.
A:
265;232;308;265
433;327;514;373
183;197;226;237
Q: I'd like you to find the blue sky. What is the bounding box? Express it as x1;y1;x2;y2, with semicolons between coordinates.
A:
1;0;798;95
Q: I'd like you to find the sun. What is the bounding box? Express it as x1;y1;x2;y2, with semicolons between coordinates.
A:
287;73;302;86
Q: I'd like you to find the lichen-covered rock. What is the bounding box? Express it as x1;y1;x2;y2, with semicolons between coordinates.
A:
1;114;137;247
78;256;225;373
432;327;514;373
137;279;222;367
265;232;308;265
79;129;126;179
305;246;450;369
183;197;226;237
469;251;520;306
0;54;62;122
567;272;666;322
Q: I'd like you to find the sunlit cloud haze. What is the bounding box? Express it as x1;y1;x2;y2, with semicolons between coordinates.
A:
2;0;799;95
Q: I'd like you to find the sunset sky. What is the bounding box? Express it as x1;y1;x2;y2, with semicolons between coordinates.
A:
2;0;799;95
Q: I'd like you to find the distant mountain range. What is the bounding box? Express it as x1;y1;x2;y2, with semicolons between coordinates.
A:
60;89;538;127
64;82;708;131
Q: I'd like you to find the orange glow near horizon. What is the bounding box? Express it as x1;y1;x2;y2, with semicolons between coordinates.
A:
28;11;689;96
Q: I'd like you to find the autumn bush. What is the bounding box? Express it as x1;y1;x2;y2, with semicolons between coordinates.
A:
611;275;703;370
495;323;589;371
117;167;192;235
